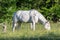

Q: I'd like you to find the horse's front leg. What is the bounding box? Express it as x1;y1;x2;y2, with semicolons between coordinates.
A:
32;22;35;31
30;23;33;30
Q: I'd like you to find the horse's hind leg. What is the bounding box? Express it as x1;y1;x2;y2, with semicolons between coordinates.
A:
17;22;21;30
12;22;17;32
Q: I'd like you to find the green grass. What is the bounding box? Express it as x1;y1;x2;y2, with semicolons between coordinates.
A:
0;22;60;40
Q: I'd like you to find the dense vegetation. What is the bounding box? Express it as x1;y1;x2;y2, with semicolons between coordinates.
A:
0;0;60;40
0;0;60;23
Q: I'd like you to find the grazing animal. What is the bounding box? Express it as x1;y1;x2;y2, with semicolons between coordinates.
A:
12;9;51;32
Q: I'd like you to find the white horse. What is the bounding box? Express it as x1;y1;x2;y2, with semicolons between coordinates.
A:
12;9;51;32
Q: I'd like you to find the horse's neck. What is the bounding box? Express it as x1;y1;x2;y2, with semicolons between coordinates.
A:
30;10;47;25
38;13;47;25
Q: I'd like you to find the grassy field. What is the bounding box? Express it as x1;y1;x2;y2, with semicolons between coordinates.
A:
0;22;60;40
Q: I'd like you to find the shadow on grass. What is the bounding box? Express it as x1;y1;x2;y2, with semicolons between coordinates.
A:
0;33;60;40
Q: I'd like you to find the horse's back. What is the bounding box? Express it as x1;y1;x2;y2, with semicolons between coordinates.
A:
13;10;31;22
13;9;39;23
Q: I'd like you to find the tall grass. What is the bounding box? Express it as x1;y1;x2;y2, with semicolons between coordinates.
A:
0;22;60;40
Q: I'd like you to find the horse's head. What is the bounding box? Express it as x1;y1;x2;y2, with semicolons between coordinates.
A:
44;21;51;30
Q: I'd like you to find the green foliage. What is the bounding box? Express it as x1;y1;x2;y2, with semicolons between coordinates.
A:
0;0;16;22
0;0;60;22
49;4;60;22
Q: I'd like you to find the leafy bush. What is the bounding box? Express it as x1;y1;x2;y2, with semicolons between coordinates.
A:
0;0;60;23
49;4;60;22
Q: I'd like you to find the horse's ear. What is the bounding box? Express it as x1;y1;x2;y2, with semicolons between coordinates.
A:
46;20;50;23
45;20;49;24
